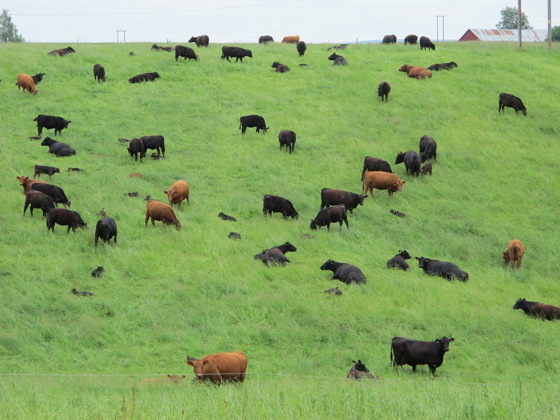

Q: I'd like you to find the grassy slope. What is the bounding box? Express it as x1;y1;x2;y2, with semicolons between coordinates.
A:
0;41;559;418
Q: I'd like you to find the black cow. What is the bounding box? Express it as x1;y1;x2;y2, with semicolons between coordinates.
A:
221;46;253;63
95;216;117;246
419;135;437;162
328;53;347;66
127;138;145;162
278;130;296;153
263;195;298;219
218;212;236;221
46;208;86;232
40;137;76;157
327;44;348;50
68;167;85;173
320;260;366;284
416;257;469;281
254;242;297;266
419;36;435;50
499;93;527;116
240;115;268;134
513;298;560;321
404;35;418;45
378;81;391;103
428;62;458;71
93;63;106;82
31;73;45;84
347;360;378;380
259;35;274;44
297;41;307;56
310;205;349;230
34;115;71;136
395;150;421;176
23;190;55;217
31;183;71;208
175;45;198;61
228;232;241;239
362;157;392;179
391;336;454;375
382;35;397;44
34;165;60;178
272;62;290;73
320;189;366;215
128;72;160;83
140;135;165;156
151;44;172;52
387;250;411;271
48;46;76;56
188;35;209;47
91;266;104;277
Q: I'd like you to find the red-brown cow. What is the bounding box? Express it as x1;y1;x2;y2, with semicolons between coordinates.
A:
399;65;432;79
282;35;300;43
362;171;405;197
145;199;182;230
503;239;525;269
164;180;190;206
186;351;248;385
17;176;49;192
16;73;38;94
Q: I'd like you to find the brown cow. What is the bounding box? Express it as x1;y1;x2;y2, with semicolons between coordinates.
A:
362;171;405;197
186;351;248;385
420;162;433;176
17;176;49;192
164;180;190;206
282;35;300;43
145;199;182;230
513;298;560;321
16;73;38;94
399;65;432;79
503;239;525;269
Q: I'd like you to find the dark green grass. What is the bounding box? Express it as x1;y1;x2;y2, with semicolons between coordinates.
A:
0;41;559;418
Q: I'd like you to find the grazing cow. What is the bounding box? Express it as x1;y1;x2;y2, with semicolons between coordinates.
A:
391;336;454;375
91;266;104;277
263;195;298;219
362;171;405;197
140;135;165;156
390;209;406;218
404;35;418;45
71;288;94;296
378;81;391;103
499;93;527;116
221;46;253;63
347;360;379;380
34;115;71;136
187;351;248;385
328;53;347;66
278;130;296;153
31;183;71;208
46;208;86;232
320;260;366;284
387;250;411;271
399;65;432;79
128;72;160;83
68;167;85;173
362;157;392;180
228;232;241;239
513;298;560;321
31;73;45;84
420;162;432;176
271;62;290;73
310;205;349;230
48;46;76;56
240;115;268;134
320;189;366;215
41;137;76;157
254;242;297;266
34;165;60;178
23;190;55;217
416;257;469;281
259;35;274;44
145;199;182;230
188;35;209;47
419;135;437;162
17;175;48;192
127;138;145;162
16;73;38;94
297;41;307;56
419;36;436;50
164;180;190;206
95;217;117;246
218;212;236;221
382;35;397;44
428;62;458;71
175;45;198;61
503;239;525;269
282;36;300;43
395;150;421;176
93;63;106;82
323;287;342;296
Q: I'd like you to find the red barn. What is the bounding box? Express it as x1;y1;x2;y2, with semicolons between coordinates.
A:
459;29;548;42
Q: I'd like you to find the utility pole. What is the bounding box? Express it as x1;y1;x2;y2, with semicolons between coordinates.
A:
116;30;127;43
548;0;552;51
518;0;522;48
436;16;445;42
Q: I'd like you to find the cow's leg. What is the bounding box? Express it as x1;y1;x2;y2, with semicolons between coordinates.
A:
145;215;150;226
429;365;436;375
412;365;416;373
344;217;349;229
327;223;330;231
23;202;29;215
67;226;72;233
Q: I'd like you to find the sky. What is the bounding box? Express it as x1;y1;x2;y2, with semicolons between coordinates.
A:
3;1;557;44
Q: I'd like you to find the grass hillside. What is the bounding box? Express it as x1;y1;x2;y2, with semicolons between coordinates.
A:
1;41;559;419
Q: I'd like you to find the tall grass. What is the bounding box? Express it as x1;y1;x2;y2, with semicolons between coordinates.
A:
0;41;559;418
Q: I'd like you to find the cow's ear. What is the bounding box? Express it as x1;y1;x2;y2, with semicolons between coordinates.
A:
164;190;168;194
435;338;440;342
449;338;455;342
401;181;406;185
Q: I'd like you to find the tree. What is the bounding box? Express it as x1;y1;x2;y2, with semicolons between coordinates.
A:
496;7;532;30
0;9;24;42
552;26;560;42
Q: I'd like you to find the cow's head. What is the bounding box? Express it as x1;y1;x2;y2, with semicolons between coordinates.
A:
282;242;297;253
450;61;458;68
17;176;29;185
164;189;176;202
513;298;526;310
320;260;335;271
186;357;211;379
416;257;429;268
352;360;369;373
271;62;281;68
358;195;367;205
41;137;55;146
246;50;253;58
262;126;269;134
310;219;318;230
188;36;197;43
435;337;454;352
394;152;405;164
328;53;340;61
399;250;412;259
502;250;512;263
167;374;186;384
391;180;404;192
66;46;76;53
398;65;411;73
63;120;71;129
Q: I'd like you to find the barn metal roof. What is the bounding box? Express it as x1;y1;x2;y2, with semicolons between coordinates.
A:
461;29;549;42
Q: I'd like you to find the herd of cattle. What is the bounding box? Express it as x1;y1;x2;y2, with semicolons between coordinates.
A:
10;39;554;384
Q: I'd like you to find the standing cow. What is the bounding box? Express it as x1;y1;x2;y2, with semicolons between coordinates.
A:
34;115;71;136
419;36;436;50
187;351;248;385
164;180;190;206
95;216;118;246
262;195;298;219
419;135;437;162
145;198;182;230
46;208;87;232
499;93;527;116
240;115;268;134
395;150;421;176
391;336;454;375
16;73;38;94
320;189;366;215
175;45;198;61
310;205;349;230
259;35;274;44
382;35;397;44
404;35;418;45
278;130;296;153
93;64;106;82
378;82;391;103
362;171;405;197
362;157;392;179
188;35;209;47
140;135;165;157
297;41;307;56
503;239;525;269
